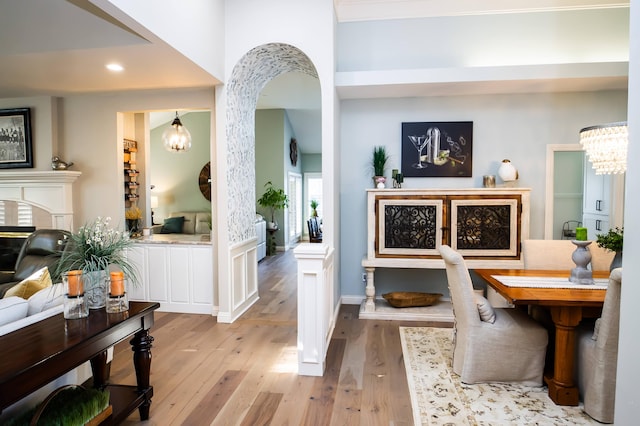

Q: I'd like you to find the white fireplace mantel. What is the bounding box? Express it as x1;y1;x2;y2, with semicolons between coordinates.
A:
0;171;81;231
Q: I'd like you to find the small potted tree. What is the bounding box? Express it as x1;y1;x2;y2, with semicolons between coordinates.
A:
257;181;289;230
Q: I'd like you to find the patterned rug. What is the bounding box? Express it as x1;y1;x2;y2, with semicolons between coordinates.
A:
399;327;600;425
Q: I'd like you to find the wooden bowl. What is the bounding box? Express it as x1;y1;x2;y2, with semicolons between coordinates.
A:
382;291;443;308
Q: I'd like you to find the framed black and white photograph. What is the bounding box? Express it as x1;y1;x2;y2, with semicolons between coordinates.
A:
0;108;33;169
401;121;472;177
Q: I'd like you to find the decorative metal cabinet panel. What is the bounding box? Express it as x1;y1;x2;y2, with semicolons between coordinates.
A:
450;197;519;257
377;198;443;256
366;188;530;268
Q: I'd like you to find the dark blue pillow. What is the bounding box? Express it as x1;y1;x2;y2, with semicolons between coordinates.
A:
160;216;185;234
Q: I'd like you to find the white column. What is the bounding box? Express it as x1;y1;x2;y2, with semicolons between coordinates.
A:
294;243;334;376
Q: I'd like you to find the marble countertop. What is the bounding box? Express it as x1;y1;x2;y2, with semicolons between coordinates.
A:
133;233;212;245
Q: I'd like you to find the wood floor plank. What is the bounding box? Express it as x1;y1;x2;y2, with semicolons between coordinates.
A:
180;370;247;425
300;338;346;425
239;392;283;426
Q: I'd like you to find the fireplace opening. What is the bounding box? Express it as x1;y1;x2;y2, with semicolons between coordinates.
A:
0;226;35;272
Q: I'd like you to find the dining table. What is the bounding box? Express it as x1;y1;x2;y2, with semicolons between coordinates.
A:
475;268;610;406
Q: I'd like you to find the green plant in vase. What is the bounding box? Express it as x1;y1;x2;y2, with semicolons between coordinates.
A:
55;217;139;309
257;181;289;229
310;199;319;217
596;226;624;270
371;146;389;187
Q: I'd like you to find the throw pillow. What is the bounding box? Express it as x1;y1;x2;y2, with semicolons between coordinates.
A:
4;267;52;299
160;216;185;234
0;296;29;326
27;283;64;316
475;294;496;324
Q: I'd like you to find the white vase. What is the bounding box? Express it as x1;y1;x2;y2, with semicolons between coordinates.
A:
498;159;518;182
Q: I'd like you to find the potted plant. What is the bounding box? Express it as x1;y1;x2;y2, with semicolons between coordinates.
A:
372;146;389;187
257;181;289;229
55;217;139;309
310;199;319;217
596;226;624;270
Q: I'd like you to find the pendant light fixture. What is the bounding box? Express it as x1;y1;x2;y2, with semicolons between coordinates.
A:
162;111;192;152
579;121;627;174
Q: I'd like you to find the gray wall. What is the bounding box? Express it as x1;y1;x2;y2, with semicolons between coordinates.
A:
339;90;628;298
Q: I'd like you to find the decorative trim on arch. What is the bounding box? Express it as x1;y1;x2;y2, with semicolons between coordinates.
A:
225;43;318;244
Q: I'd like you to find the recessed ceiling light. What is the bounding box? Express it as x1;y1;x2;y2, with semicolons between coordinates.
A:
106;63;124;72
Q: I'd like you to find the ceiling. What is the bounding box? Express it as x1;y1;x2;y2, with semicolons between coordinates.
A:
0;0;629;155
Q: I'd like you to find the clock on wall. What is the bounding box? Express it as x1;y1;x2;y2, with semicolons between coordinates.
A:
290;138;298;166
199;161;211;201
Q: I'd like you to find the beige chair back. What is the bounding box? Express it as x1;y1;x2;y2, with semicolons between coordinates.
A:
523;239;613;271
522;239;576;269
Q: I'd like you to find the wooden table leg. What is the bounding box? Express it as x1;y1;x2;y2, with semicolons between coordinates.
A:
89;350;110;389
545;306;582;406
131;329;154;420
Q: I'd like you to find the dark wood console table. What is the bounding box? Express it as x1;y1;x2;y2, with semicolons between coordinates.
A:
0;301;160;424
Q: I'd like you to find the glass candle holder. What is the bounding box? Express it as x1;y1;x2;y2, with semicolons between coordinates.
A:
106;271;129;313
63;270;89;319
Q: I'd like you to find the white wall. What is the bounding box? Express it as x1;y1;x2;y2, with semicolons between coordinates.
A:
339;90;627;297
337;8;629;71
100;0;225;80
615;0;640;422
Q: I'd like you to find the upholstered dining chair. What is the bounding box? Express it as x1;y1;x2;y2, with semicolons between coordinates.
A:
307;217;323;243
439;244;548;386
576;267;622;424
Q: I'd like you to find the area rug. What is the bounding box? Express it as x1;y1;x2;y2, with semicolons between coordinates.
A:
399;327;600;425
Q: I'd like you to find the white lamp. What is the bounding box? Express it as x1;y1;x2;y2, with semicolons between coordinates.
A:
162;111;192;152
579;121;628;175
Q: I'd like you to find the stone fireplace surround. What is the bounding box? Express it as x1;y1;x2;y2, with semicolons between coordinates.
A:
0;171;81;231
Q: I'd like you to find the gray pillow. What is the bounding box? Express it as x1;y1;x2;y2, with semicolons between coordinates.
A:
160;216;185;234
475;294;496;323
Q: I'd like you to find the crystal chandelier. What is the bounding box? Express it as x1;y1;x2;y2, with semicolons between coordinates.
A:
579;121;627;174
162;111;192;152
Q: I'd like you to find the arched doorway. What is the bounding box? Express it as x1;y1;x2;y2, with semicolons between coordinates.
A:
217;43;319;323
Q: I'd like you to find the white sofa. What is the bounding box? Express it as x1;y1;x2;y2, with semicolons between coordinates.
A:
152;211;211;235
0;284;64;336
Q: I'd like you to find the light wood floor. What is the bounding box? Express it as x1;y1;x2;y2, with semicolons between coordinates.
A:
114;247;450;425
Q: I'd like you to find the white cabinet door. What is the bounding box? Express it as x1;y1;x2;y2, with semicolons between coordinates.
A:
583;163;611;215
582;213;610;241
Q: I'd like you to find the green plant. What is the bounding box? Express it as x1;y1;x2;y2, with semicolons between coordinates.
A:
596;226;624;252
55;217;139;287
310;199;319;217
257;181;289;224
6;386;110;426
372;146;389;177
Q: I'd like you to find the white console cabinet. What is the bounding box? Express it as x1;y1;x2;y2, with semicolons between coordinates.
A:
361;188;530;318
127;238;214;314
